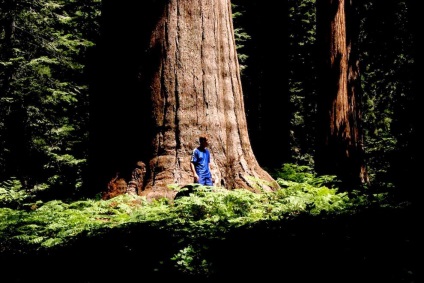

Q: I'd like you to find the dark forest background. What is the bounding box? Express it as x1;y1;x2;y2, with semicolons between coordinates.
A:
0;0;419;214
0;1;420;282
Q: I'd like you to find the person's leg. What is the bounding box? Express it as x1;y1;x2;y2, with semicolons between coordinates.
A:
203;177;213;186
197;176;205;185
198;176;212;185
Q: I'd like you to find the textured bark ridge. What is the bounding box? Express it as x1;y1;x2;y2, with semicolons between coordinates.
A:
315;0;368;189
102;175;128;200
138;0;279;200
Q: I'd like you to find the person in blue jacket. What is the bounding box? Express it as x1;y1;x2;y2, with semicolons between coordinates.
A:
190;134;214;186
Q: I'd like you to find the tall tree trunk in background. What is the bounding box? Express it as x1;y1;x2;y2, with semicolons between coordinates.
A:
93;0;279;200
315;0;368;190
141;0;279;199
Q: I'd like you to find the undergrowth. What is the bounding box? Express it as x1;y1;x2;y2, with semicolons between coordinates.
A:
0;163;405;277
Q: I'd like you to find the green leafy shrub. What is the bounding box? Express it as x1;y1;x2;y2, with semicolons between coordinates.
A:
0;178;32;209
0;163;398;276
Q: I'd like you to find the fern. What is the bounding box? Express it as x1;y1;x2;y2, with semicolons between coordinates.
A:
0;165;391;275
0;178;33;209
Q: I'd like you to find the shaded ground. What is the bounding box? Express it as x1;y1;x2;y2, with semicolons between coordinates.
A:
1;205;417;283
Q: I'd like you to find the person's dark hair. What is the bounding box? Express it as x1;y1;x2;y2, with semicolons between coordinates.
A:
199;134;208;142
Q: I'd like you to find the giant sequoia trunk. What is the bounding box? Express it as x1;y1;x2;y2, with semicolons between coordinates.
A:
139;0;279;199
315;0;369;189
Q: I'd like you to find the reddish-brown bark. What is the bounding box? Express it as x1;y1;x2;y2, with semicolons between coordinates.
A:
138;0;279;200
315;0;369;189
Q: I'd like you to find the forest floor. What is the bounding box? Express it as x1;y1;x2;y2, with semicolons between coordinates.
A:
1;204;417;283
